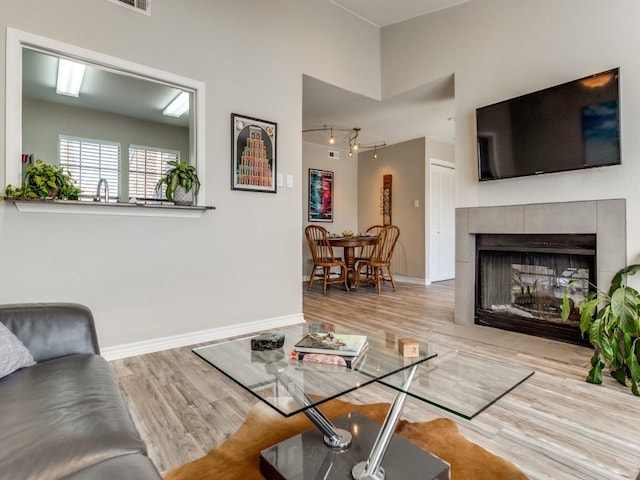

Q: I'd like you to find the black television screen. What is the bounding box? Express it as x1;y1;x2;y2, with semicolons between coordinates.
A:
476;68;620;181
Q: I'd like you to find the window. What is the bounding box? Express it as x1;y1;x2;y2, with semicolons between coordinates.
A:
129;145;180;200
7;28;206;209
59;135;120;200
106;0;150;15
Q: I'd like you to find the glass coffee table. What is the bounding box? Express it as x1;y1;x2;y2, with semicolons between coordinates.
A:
193;324;533;480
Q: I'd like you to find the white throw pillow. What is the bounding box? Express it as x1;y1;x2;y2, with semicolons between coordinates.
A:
0;322;36;379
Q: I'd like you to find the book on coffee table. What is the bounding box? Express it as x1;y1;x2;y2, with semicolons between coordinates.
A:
290;343;369;369
294;332;368;356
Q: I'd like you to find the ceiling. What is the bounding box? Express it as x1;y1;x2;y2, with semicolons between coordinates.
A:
329;0;471;27
303;0;462;152
22;49;189;128
303;75;455;151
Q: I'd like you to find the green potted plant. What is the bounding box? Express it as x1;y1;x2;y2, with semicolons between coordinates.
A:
4;159;81;200
561;264;640;396
156;160;200;206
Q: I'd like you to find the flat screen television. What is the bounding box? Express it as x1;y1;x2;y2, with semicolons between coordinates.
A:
476;68;620;181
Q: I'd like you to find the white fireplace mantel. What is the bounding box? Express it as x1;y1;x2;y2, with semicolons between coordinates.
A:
454;199;626;326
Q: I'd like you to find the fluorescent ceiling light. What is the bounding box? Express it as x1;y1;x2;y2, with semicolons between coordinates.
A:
56;59;86;97
163;91;190;117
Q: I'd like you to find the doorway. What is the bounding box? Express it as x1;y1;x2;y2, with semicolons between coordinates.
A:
429;159;455;282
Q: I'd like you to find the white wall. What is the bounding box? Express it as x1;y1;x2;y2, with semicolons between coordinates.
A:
301;142;358;278
382;0;640;265
0;0;380;350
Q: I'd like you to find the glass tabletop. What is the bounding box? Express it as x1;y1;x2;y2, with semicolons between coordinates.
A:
193;324;535;419
193;324;438;417
379;348;534;419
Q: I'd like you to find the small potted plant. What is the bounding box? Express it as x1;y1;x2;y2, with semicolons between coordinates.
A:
156;160;200;206
4;159;81;200
561;264;640;396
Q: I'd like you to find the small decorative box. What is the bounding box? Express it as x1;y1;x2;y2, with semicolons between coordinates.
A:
398;338;419;357
251;332;285;351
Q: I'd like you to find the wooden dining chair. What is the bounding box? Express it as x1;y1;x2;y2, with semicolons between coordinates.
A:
356;225;384;260
355;225;384;281
305;225;350;294
354;225;400;294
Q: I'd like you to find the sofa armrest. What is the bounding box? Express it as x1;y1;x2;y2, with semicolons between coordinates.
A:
0;303;100;362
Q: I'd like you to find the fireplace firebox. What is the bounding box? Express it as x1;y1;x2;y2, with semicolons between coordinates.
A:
475;234;595;346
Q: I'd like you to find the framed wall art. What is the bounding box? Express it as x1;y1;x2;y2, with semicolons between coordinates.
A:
231;113;277;193
308;168;334;222
380;174;392;225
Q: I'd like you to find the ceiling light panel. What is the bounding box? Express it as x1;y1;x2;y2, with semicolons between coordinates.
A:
163;91;189;117
56;58;86;97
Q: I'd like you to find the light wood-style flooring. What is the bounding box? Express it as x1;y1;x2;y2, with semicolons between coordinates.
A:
110;281;640;479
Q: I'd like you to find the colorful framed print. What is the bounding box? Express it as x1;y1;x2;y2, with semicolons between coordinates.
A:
231;113;277;192
308;168;334;222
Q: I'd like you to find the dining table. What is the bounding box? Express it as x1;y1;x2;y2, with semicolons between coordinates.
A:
328;234;377;288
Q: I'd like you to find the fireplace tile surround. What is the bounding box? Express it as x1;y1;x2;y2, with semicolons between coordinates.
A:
455;199;626;329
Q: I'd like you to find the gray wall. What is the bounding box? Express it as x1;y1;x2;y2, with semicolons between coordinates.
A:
381;0;640;270
5;0;640;351
358;138;426;281
302;142;358;278
426;138;454;165
0;0;381;351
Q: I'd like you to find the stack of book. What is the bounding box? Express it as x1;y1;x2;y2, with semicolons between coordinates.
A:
290;332;368;369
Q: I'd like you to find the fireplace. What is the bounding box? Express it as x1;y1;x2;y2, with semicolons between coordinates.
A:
455;199;626;346
475;234;595;345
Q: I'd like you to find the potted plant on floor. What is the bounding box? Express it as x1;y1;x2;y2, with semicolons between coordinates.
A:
156;160;200;206
4;159;81;200
561;264;640;396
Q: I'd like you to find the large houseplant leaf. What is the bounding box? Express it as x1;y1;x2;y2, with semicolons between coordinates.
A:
586;353;604;384
610;286;639;333
608;264;640;296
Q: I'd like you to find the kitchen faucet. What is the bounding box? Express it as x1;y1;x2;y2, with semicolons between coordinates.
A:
94;178;109;202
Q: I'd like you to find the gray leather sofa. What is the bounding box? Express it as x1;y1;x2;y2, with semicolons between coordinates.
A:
0;303;162;479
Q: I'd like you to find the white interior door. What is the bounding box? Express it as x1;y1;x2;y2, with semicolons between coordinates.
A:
429;161;455;282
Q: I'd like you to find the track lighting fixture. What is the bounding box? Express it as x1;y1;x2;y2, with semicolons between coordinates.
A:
360;142;386;159
347;128;361;154
302;125;361;149
301;126;384;159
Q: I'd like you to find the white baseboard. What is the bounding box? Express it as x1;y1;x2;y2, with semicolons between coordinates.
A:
102;313;304;361
394;276;430;285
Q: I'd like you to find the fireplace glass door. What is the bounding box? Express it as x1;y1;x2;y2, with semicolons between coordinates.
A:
475;234;595;345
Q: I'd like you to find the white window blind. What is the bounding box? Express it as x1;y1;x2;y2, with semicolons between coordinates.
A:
59;135;120;200
129;145;180;200
106;0;150;15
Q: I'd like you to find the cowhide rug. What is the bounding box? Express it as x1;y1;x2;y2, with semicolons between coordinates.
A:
164;398;528;480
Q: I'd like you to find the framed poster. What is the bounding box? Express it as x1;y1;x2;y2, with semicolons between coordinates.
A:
231;113;277;192
308;168;334;222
